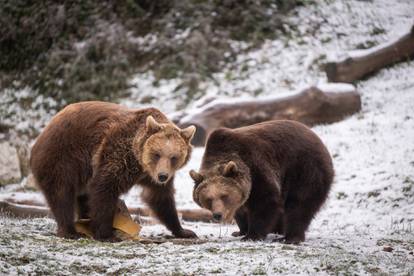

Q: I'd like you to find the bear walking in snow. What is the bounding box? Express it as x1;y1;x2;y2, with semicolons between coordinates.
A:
30;101;197;241
190;120;334;243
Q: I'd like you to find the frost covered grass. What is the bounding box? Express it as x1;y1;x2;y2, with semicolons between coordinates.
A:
1;0;414;274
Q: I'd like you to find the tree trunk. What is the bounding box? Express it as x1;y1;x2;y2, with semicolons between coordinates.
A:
178;85;361;146
325;25;414;83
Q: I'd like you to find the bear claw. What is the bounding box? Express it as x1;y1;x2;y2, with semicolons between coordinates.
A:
174;228;198;239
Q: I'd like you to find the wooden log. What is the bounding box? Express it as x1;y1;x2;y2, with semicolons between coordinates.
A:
325;25;414;83
0;200;52;218
177;85;361;146
0;199;213;223
179;209;213;223
117;206;213;223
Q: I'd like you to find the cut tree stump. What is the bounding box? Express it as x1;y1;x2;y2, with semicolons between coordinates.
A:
177;84;361;146
325;25;414;83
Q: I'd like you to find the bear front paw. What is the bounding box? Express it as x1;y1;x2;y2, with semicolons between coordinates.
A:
96;236;123;243
284;236;304;245
273;235;304;244
93;229;122;242
231;231;246;237
57;228;82;240
92;224;119;242
174;228;198;239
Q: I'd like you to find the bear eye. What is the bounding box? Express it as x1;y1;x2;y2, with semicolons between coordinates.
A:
221;195;229;203
204;197;212;209
170;156;178;166
152;153;161;161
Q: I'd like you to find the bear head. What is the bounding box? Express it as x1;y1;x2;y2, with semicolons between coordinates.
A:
136;115;196;185
190;160;251;223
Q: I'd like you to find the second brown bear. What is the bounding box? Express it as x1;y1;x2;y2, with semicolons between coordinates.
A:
190;120;334;244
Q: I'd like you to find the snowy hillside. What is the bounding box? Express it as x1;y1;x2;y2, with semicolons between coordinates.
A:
1;0;414;275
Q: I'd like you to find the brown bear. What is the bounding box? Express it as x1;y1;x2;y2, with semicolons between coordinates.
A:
30;101;197;241
190;120;334;244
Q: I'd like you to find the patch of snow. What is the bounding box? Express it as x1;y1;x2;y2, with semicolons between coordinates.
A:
123;72;183;114
316;82;356;93
0;88;61;136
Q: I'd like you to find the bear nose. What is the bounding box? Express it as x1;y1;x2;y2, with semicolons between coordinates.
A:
212;212;222;221
158;173;169;183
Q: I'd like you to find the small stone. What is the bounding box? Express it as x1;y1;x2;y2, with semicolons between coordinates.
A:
383;246;393;252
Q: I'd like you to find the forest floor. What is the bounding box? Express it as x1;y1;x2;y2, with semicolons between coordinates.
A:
1;0;414;275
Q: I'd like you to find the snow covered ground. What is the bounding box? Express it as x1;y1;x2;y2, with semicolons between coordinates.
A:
1;0;414;274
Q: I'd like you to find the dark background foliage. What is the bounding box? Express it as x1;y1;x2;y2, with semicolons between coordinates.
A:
0;0;307;106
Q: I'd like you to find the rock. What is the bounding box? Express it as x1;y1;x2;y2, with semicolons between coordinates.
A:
0;142;22;185
383;246;394;252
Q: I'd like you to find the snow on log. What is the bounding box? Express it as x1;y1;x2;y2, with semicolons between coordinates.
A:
177;84;361;146
325;25;414;83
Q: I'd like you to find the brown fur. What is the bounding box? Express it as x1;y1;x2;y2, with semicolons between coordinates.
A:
191;120;334;244
30;101;196;241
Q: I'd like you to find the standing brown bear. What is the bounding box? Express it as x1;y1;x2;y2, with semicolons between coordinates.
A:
30;101;197;241
190;120;334;244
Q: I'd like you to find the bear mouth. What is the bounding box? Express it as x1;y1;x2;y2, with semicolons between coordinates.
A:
211;210;236;224
154;178;169;185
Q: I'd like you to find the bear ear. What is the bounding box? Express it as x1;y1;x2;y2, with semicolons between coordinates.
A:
189;169;204;185
146;116;161;133
180;125;196;142
223;161;238;177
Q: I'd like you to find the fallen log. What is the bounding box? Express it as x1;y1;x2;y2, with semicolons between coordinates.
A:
178;209;213;223
0;200;52;219
0;199;213;223
325;25;414;83
177;84;361;146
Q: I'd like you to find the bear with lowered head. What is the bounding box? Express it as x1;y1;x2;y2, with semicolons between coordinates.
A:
30;101;197;241
190;120;334;244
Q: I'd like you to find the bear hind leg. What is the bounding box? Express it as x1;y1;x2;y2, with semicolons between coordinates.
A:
42;179;79;239
284;196;324;244
283;206;309;244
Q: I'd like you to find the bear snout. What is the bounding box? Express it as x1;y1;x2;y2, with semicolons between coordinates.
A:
212;212;223;222
158;172;169;183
